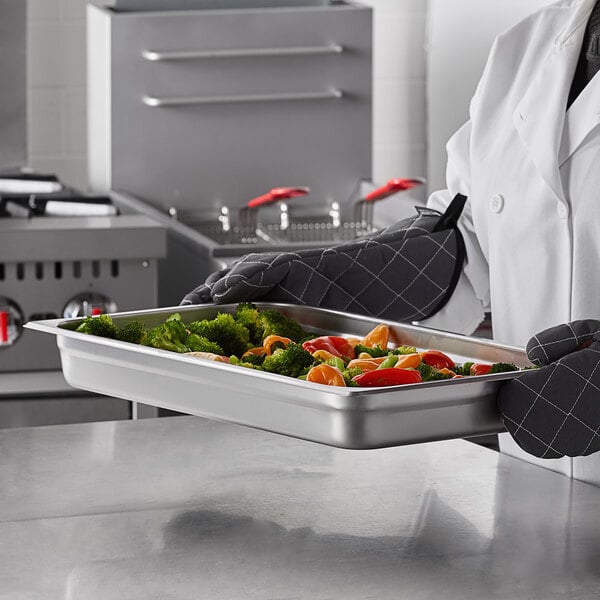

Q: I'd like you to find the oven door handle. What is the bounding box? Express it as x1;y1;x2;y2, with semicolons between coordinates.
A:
142;43;343;61
142;88;343;107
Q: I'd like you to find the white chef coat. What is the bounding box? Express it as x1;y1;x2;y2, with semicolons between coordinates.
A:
422;0;600;350
421;0;600;479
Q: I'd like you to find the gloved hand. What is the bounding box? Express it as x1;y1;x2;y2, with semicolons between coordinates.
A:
181;194;467;323
498;319;600;458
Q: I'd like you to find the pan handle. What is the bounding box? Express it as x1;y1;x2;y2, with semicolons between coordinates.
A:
363;177;425;202
247;187;311;209
143;89;343;107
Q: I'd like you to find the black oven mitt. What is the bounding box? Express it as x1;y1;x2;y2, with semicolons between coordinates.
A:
498;320;600;458
181;194;467;323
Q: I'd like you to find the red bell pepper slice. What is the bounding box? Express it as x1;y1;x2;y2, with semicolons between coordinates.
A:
420;350;455;370
352;368;422;387
469;363;493;376
302;336;355;360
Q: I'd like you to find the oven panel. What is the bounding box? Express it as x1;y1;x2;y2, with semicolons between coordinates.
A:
88;2;372;214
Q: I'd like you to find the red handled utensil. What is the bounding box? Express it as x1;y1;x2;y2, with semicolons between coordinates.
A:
355;177;425;234
239;186;311;242
364;178;425;201
247;186;310;209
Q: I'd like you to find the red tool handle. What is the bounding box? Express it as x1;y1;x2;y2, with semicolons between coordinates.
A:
364;178;425;202
0;311;8;343
247;186;310;209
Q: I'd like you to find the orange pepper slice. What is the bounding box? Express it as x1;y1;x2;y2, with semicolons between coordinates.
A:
347;358;382;371
347;352;387;369
394;353;422;369
355;354;389;364
306;363;346;387
362;324;390;350
312;349;338;362
437;367;457;377
263;335;292;355
242;346;266;358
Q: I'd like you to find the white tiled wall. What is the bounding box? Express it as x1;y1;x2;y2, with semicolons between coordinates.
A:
366;0;427;185
27;0;87;189
27;0;428;214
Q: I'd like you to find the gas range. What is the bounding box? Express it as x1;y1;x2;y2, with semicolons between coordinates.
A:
0;175;167;427
0;176;166;373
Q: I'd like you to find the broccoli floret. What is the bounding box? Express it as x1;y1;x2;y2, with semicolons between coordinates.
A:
116;320;147;344
239;352;266;367
259;309;308;343
453;362;473;376
229;355;264;370
262;343;315;378
353;344;418;357
392;345;418;355
187;333;223;355
342;366;364;387
76;314;119;339
144;313;189;353
188;312;250;357
352;344;389;358
416;362;453;382
489;362;519;374
234;303;264;346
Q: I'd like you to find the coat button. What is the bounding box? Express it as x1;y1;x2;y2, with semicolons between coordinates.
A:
557;202;569;219
490;194;504;213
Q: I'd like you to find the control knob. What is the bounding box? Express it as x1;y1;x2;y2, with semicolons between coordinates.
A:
0;297;24;347
63;293;117;319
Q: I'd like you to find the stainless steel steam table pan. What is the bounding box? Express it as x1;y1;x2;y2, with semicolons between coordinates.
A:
26;303;529;449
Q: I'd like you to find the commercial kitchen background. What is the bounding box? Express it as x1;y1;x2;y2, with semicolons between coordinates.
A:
6;4;600;596
26;0;550;221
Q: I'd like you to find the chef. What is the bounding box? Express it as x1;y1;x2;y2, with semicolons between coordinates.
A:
184;0;600;462
422;0;600;463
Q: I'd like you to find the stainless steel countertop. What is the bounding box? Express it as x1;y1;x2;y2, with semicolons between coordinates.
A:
1;416;599;599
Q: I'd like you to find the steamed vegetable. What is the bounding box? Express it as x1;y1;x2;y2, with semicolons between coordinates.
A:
352;344;417;357
233;303;264;346
144;313;189;353
117;321;147;345
301;336;355;360
262;343;315;379
187;313;250;357
306;364;346;387
72;305;529;389
259;308;310;342
352;368;422;387
489;362;519;374
76;314;119;339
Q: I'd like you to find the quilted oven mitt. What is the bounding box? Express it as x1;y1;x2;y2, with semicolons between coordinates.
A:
498;320;600;458
181;194;467;323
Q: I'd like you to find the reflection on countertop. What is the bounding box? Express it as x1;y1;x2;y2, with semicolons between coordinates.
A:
1;416;599;599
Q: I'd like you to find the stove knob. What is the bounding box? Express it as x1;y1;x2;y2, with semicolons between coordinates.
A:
0;297;25;347
63;293;118;319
